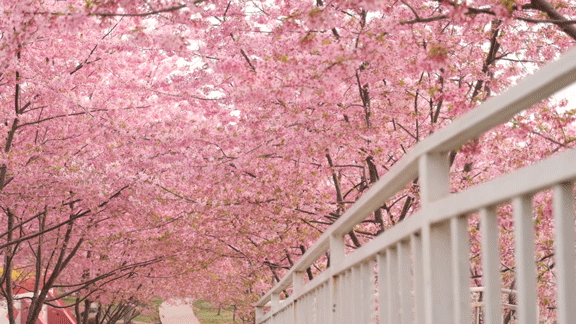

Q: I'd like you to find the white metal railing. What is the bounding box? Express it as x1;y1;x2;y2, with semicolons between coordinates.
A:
255;46;576;324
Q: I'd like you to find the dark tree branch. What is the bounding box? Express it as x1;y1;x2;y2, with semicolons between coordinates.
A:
355;71;371;127
516;17;576;25
0;210;90;251
366;156;385;233
299;245;314;280
0;164;6;191
18;109;107;128
396;121;418;140
91;4;187;17
472;20;501;102
397;196;413;223
529;0;576;40
401;14;448;24
5;118;19;153
326;153;344;206
240;49;256;72
401;0;421;20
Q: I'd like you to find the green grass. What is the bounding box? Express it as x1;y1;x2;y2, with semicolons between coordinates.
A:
132;310;161;324
132;313;161;324
192;300;235;324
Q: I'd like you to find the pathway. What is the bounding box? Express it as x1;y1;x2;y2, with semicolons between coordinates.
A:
159;299;200;324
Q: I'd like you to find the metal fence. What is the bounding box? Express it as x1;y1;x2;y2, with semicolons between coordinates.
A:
255;47;576;324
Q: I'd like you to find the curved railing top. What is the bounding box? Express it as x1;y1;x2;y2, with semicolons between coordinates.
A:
256;46;576;308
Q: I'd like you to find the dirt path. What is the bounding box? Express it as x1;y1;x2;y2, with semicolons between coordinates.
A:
159;299;200;324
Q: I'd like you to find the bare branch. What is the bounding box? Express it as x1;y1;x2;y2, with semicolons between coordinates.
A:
529;0;576;40
18;109;107;128
326;153;344;205
91;4;187;17
401;14;448;24
240;49;256;72
516;17;576;25
401;0;421;20
395;121;418;141
355;71;371;127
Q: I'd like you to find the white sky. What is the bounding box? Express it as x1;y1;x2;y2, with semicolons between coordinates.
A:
555;83;576;104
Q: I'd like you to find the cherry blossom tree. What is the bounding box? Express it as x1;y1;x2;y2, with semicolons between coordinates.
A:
0;1;205;323
165;0;576;320
1;0;576;323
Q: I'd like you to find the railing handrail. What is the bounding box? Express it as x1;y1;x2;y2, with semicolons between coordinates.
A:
255;46;576;322
256;148;576;320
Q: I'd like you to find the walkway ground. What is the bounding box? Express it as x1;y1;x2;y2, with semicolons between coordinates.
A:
159;299;200;324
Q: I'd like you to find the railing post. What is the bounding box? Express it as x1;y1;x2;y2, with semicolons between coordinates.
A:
554;182;576;324
255;306;264;322
397;240;411;324
419;152;450;205
360;260;374;324
293;271;304;324
330;233;345;265
271;293;280;314
411;233;424;324
329;234;345;324
351;265;360;322
419;152;453;324
386;246;399;323
513;195;537;323
377;252;388;324
451;214;472;324
293;271;304;296
480;206;502;324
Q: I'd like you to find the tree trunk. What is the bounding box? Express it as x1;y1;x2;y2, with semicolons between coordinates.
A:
4;210;16;324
